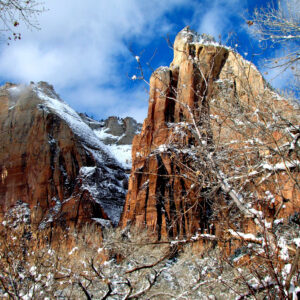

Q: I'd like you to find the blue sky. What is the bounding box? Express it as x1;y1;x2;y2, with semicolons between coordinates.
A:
0;0;293;122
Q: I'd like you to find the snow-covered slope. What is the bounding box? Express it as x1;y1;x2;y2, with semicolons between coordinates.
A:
79;114;141;170
32;84;120;167
93;129;133;169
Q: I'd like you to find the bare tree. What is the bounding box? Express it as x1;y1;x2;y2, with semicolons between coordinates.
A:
0;198;299;299
250;0;300;86
0;0;45;43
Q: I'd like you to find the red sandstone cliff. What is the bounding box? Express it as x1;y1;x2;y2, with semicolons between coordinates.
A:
0;82;127;242
121;27;300;240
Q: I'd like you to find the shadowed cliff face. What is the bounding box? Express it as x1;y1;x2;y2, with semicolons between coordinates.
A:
0;82;128;241
120;27;300;240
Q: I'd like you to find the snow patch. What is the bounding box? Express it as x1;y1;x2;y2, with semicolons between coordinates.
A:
93;128;133;168
262;160;300;171
68;247;78;255
92;218;112;227
94;128;116;141
278;237;289;261
228;229;262;243
293;238;300;247
105;144;132;169
157;144;168;152
80;166;97;177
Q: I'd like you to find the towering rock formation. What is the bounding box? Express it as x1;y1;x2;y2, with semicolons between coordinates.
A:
121;27;300;240
0;82;128;241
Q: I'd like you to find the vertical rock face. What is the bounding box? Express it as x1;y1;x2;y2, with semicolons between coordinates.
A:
120;28;229;239
0;82;128;240
120;27;300;239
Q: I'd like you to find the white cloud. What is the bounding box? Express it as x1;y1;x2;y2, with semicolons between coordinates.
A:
191;0;245;39
61;82;149;123
0;0;187;121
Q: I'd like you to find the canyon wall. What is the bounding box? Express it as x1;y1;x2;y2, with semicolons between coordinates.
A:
121;27;300;240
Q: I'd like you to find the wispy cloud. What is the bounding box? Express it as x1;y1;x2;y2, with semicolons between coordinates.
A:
0;0;187;121
190;0;246;40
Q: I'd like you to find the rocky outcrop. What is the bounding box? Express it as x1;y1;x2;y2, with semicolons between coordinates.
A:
78;114;141;170
0;82;128;242
120;27;300;240
83;115;141;146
